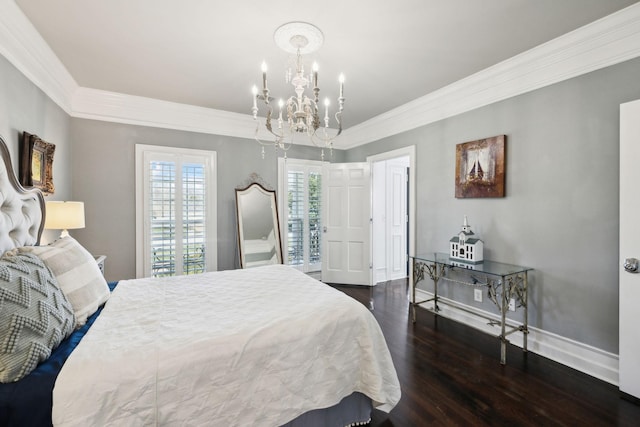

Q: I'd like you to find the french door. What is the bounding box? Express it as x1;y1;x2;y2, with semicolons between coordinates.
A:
135;144;217;278
279;159;323;273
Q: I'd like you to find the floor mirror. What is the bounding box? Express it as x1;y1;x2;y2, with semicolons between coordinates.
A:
235;181;283;268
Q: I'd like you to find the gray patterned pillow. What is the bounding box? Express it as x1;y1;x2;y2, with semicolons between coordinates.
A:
0;252;75;383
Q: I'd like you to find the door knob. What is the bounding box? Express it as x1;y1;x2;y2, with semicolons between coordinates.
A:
323;226;327;233
624;258;639;273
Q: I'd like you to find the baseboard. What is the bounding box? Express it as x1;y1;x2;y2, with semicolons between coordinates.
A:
414;288;619;386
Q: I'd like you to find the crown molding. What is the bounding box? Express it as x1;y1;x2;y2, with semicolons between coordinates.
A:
2;1;640;147
0;1;77;113
339;2;640;148
72;87;325;146
72;87;258;139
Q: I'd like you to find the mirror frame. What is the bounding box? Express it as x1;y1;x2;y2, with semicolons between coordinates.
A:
235;182;283;268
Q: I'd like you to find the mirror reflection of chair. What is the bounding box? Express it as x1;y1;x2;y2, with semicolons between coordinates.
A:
235;178;283;269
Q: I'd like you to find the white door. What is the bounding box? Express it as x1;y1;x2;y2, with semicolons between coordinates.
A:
372;158;409;283
321;162;371;285
372;161;386;282
386;158;409;281
619;99;640;398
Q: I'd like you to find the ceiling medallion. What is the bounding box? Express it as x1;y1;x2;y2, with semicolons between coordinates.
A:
273;22;324;54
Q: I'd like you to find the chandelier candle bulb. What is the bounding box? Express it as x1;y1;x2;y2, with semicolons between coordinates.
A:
252;86;258;112
261;62;268;88
313;62;318;87
339;73;344;98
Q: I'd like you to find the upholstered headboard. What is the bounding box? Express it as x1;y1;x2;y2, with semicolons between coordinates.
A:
0;135;45;254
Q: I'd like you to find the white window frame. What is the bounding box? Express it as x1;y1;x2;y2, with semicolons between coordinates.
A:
135;144;217;278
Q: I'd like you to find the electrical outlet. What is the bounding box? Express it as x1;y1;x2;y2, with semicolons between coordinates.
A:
508;298;516;311
474;288;482;302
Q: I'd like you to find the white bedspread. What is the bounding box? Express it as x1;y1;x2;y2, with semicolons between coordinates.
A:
52;265;400;426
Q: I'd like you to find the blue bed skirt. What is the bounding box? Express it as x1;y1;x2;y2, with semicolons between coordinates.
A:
0;282;118;427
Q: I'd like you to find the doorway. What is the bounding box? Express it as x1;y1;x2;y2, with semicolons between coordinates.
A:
368;146;416;285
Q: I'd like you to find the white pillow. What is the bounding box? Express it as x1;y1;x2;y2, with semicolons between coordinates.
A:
19;236;110;327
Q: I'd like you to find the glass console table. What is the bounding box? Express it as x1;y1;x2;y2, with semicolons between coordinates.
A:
410;253;533;364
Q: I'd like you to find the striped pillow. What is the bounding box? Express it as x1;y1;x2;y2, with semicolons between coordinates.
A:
20;237;110;327
0;252;75;383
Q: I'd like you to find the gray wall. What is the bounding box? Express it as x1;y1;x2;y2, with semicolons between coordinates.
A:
3;45;640;355
69;118;344;281
0;54;73;244
346;56;640;354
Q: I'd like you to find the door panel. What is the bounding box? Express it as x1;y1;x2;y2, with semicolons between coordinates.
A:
620;99;640;398
388;163;408;279
322;162;371;285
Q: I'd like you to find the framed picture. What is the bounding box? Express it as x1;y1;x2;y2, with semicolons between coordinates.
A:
19;132;55;195
455;135;505;198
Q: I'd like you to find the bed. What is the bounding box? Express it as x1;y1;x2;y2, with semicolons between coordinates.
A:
0;134;400;426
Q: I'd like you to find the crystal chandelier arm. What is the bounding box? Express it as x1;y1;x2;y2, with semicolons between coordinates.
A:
265;107;274;133
263;103;292;142
334;108;343;133
309;110;342;147
338;74;345;113
253;117;293;155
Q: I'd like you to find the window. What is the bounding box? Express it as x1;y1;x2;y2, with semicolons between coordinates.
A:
279;159;323;273
136;145;217;278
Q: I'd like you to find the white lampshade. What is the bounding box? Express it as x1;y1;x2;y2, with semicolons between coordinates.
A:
44;201;85;238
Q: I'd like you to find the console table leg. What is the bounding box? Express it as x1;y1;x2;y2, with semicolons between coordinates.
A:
500;276;508;365
433;277;439;313
411;259;422;323
410;260;443;322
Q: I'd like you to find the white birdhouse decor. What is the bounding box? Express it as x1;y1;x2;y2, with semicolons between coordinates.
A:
450;215;483;264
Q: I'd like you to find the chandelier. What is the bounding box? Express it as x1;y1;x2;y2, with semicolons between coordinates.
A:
251;22;344;159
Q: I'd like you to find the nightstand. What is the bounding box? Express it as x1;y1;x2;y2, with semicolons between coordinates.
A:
95;255;106;276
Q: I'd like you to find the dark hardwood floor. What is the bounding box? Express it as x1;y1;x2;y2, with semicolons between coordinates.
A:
331;279;640;427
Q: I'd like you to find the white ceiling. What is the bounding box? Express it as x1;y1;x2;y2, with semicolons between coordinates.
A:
12;0;640;134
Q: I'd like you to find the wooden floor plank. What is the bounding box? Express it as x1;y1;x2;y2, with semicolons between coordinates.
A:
331;279;640;427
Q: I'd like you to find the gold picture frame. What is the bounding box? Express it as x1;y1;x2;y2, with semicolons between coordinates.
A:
455;135;505;198
19;131;55;195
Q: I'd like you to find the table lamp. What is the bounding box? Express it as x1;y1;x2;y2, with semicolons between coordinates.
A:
44;201;85;238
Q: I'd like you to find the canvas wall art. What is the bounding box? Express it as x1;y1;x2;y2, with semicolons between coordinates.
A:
455;135;505;198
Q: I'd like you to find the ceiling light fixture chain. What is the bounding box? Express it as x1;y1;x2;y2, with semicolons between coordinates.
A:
251;21;345;158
